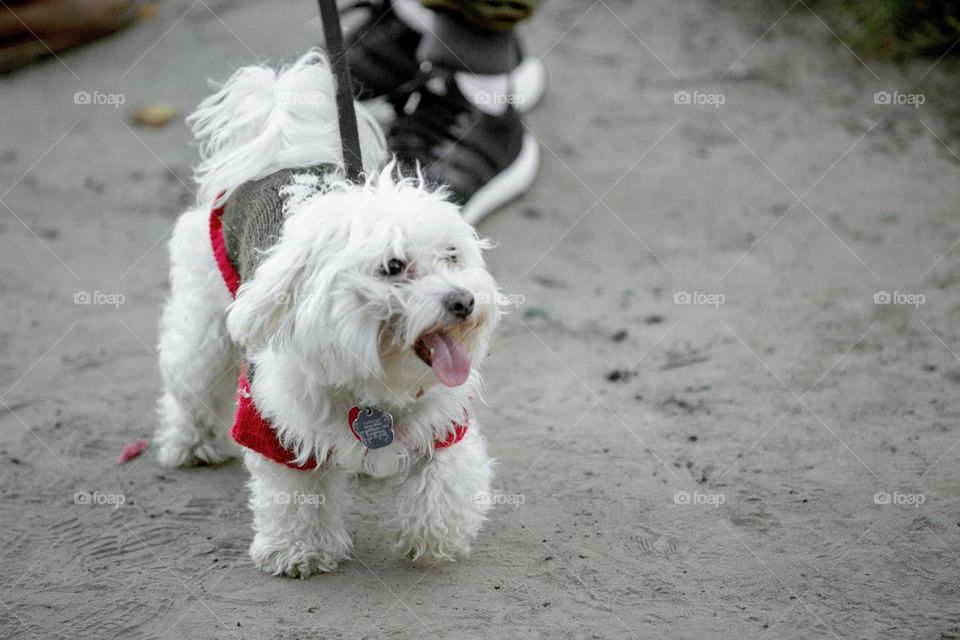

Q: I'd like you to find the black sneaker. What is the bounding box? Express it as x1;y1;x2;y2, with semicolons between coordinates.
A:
343;1;548;113
344;1;422;100
389;68;540;224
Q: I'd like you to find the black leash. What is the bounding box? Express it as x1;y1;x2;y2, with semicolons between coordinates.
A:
317;0;364;181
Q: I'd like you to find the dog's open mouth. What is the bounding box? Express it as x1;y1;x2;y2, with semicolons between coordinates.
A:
414;330;471;387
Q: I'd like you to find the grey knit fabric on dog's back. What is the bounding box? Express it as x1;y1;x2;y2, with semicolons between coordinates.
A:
220;165;333;282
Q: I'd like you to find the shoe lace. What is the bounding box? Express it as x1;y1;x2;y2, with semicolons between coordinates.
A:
388;68;479;161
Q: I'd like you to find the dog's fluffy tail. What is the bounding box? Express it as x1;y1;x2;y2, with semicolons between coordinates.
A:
187;49;387;208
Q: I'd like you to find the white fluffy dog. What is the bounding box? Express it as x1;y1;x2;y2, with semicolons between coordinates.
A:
155;50;500;577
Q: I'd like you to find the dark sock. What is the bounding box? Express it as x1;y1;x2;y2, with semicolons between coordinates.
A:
416;11;520;75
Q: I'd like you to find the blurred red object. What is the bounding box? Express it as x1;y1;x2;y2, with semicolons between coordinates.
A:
116;439;149;465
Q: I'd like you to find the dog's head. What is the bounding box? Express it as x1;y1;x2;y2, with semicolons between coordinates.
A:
226;167;500;400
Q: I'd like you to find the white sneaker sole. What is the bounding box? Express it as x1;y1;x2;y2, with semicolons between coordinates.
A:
461;132;540;225
510;56;548;113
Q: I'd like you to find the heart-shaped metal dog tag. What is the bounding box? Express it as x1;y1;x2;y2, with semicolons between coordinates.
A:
348;407;395;449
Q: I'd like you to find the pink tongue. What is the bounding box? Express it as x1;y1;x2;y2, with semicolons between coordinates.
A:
428;332;471;387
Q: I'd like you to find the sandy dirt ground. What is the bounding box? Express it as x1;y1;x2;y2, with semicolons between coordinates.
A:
2;0;960;638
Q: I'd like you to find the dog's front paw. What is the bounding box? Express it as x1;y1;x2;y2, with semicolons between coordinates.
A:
393;522;476;564
250;534;349;578
155;429;238;468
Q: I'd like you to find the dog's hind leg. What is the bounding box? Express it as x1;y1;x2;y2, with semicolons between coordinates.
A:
156;208;240;467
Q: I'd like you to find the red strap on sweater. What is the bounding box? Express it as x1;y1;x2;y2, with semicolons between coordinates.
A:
210;201;240;298
433;422;469;448
232;374;319;470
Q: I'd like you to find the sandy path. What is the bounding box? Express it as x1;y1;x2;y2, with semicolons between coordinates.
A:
1;0;959;638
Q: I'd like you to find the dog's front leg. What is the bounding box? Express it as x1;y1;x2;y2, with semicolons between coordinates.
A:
391;430;494;563
244;452;352;578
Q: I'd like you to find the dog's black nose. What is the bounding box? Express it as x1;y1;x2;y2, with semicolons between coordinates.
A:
444;289;474;319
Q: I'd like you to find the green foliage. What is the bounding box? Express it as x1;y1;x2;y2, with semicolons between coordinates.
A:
832;0;960;58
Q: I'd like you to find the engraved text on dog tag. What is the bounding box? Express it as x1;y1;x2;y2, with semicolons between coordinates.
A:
348;407;395;449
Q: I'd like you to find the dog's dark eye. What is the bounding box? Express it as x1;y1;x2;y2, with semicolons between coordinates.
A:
446;247;458;264
381;258;406;277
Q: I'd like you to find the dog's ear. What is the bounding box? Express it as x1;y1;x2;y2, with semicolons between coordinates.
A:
225;212;345;350
225;246;308;349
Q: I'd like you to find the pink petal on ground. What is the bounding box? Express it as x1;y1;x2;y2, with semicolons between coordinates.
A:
116;439;149;465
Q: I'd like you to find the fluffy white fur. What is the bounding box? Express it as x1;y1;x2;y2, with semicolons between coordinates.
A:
156;50;500;577
187;49;386;208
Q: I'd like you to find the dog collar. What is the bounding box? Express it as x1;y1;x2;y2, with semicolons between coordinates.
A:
230;376;469;471
347;405;468;450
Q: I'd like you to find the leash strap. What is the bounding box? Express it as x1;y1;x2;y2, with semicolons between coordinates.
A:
317;0;364;181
